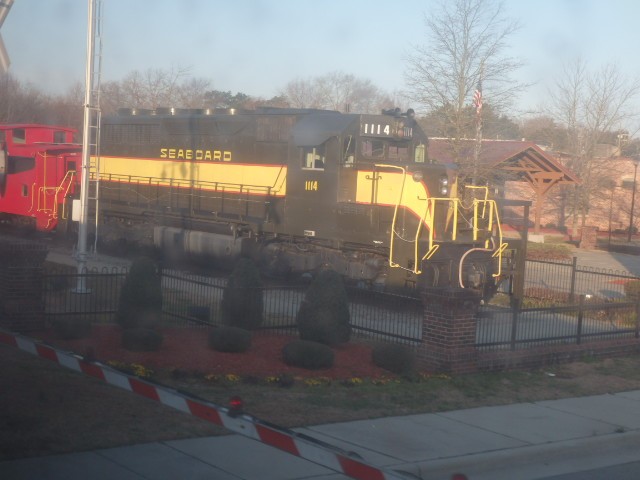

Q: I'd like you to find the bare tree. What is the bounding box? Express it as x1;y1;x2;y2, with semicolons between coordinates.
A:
47;82;84;130
0;73;51;123
549;59;640;234
404;0;525;181
281;71;392;113
281;78;318;109
100;66;210;112
175;77;212;108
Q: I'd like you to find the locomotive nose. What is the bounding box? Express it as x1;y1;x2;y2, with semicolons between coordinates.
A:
410;168;450;196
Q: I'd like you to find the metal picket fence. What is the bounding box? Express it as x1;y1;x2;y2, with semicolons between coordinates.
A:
41;254;640;350
522;256;639;302
42;266;423;343
477;297;640;351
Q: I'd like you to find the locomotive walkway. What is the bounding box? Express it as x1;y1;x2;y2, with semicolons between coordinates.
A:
3;247;640;479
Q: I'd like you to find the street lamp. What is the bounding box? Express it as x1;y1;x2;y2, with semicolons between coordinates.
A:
628;156;640;242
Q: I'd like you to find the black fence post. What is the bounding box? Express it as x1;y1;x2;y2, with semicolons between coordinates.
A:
576;294;584;345
510;297;520;351
569;256;578;304
635;298;640;339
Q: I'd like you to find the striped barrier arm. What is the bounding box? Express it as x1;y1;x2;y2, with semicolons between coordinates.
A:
0;328;414;480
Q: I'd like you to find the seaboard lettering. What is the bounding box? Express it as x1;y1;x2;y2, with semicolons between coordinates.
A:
160;147;232;162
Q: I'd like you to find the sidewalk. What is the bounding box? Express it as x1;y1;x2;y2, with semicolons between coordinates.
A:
3;389;640;480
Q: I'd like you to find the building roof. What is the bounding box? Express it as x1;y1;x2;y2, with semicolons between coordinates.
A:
428;138;580;185
429;138;580;234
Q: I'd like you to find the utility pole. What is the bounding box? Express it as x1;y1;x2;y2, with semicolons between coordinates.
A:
75;0;97;292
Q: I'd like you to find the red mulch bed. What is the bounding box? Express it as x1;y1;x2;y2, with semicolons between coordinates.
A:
35;325;392;380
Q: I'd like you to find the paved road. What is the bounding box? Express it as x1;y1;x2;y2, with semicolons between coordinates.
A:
543;460;640;480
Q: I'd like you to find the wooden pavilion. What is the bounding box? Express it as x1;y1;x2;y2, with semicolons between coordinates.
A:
427;139;580;234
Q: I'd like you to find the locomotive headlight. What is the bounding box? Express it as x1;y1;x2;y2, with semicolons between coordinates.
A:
412;171;423;182
439;175;449;195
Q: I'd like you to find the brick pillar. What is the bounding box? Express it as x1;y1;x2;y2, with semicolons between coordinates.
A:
418;287;481;374
0;241;49;332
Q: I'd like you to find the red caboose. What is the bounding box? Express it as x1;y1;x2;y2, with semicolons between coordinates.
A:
0;124;82;231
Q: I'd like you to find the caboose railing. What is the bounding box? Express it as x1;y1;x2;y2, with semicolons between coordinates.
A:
31;170;77;229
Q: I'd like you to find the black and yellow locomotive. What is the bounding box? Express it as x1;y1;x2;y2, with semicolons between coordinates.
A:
97;107;507;296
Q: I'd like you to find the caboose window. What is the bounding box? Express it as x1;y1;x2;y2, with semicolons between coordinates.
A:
13;128;26;144
53;131;66;143
22;185;28;197
361;139;384;158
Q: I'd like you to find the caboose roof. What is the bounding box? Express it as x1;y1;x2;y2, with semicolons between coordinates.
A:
0;123;77;132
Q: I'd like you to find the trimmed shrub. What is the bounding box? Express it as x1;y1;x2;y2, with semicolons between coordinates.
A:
122;328;163;352
221;258;264;330
208;326;252;353
51;316;92;340
282;340;334;370
116;257;163;330
296;269;351;346
372;343;415;375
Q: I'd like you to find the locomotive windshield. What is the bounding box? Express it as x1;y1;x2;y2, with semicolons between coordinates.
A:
360;137;426;163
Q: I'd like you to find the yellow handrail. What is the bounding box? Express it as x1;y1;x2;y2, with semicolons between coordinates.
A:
374;164;407;270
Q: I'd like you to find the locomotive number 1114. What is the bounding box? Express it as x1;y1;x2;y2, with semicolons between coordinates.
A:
362;123;391;136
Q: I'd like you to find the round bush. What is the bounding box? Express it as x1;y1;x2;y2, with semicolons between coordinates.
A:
282;340;334;370
116;257;163;330
208;326;252;353
221;258;264;330
372;343;415;375
122;328;163;352
296;269;351;346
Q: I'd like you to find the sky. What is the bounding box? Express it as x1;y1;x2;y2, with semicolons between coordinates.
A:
2;0;640;117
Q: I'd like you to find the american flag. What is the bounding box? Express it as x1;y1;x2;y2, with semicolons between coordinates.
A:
473;79;483;114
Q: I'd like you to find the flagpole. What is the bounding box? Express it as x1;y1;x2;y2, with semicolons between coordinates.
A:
472;63;484;186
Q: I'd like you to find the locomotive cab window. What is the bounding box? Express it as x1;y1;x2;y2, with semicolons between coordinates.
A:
302;146;325;170
415;143;426;163
343;136;355;166
361;139;385;159
388;141;410;162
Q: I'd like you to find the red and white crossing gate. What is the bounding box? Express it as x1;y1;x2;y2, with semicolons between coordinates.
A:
0;328;415;480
